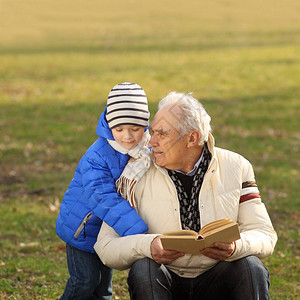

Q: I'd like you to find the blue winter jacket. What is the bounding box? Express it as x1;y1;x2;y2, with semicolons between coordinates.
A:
56;108;149;253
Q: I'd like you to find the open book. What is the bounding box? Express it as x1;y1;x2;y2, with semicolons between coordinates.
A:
160;218;240;255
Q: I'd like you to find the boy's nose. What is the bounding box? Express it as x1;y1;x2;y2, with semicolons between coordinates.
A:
124;130;132;138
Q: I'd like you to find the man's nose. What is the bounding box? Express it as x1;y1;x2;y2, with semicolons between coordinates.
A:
148;134;157;147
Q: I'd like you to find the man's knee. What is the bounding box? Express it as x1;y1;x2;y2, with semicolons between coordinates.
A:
244;256;270;288
230;256;270;299
246;256;269;276
228;256;269;282
129;257;160;283
128;258;172;299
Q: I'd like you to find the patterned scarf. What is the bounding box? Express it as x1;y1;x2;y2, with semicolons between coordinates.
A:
109;130;151;207
168;144;211;232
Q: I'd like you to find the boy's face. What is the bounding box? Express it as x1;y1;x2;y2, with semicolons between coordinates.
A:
111;125;145;150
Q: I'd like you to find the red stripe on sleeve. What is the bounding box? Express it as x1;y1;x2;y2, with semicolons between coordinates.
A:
240;193;261;203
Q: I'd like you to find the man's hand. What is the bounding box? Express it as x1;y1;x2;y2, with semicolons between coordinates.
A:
151;236;185;264
201;241;235;261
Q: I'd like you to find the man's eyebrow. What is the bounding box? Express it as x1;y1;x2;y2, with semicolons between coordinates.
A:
150;127;171;135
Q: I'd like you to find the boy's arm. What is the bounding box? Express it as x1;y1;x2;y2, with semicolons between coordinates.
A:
81;151;148;237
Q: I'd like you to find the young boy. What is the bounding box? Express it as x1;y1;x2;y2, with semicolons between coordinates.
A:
56;82;150;299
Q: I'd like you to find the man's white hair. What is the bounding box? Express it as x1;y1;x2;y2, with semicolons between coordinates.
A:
158;92;211;145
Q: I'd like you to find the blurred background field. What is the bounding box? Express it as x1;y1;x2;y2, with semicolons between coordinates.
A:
0;0;299;299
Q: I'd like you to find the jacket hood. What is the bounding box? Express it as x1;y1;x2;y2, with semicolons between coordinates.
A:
96;107;114;140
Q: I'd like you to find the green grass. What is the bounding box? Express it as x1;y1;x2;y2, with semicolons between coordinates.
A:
0;0;299;299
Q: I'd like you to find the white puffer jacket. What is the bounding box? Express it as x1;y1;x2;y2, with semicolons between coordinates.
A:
94;134;277;278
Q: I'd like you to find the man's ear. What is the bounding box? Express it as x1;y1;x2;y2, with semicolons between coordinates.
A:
187;131;200;147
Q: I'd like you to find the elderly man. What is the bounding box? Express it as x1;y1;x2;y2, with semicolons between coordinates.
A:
94;92;277;300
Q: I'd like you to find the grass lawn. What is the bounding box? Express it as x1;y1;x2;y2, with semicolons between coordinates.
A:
0;0;299;299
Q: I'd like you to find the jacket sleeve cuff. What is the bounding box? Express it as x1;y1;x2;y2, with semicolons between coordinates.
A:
226;238;243;261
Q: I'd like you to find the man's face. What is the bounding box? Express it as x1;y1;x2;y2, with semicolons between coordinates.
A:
148;106;188;171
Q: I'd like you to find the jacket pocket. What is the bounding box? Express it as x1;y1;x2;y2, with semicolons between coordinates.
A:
74;212;93;239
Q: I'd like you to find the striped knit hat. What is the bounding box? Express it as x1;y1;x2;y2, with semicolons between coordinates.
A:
106;82;150;129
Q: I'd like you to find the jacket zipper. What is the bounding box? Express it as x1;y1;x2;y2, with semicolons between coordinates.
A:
74;212;93;239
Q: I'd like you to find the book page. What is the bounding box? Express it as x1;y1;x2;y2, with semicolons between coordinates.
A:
201;222;237;238
199;218;233;235
162;230;198;237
